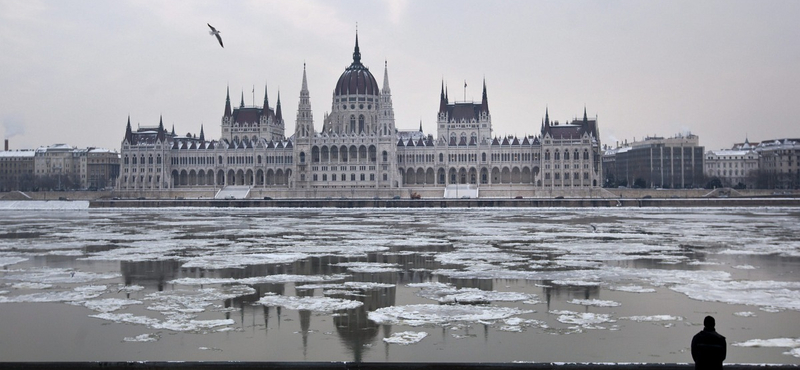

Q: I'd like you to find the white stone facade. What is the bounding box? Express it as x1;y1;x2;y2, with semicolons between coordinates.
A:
118;35;603;197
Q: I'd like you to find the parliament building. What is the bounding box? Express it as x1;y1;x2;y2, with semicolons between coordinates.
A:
119;35;603;198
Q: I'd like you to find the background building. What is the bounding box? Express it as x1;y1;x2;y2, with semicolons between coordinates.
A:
0;140;36;191
704;139;759;189
603;133;704;189
754;138;800;189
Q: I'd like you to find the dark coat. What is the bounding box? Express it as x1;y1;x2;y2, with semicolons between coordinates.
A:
691;327;726;370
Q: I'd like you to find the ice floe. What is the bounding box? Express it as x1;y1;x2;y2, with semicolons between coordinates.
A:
413;283;535;304
619;315;683;322
82;298;143;312
368;304;530;327
568;299;621;307
169;274;349;286
609;285;656;293
734;338;800;358
550;310;616;330
258;293;363;312
90;312;234;332
123;333;160;342
330;262;402;273
383;331;428;345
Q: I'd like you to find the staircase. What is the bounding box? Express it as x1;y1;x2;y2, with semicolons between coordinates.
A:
215;186;251;199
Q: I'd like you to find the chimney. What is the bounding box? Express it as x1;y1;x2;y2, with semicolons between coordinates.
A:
4;139;7;151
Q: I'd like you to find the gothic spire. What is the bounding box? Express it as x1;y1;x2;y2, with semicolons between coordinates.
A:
480;79;489;113
301;63;309;92
240;91;245;108
382;60;391;93
583;106;588;123
276;91;283;121
352;31;362;66
439;81;447;113
224;86;232;117
124;116;132;143
545;107;550;126
155;115;164;142
199;124;205;141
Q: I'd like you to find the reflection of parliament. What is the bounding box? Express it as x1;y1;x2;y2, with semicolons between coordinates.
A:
120;35;602;198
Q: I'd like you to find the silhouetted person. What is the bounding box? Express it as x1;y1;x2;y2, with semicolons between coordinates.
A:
691;316;726;370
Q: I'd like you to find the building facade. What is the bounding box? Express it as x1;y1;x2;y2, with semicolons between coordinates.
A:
119;35;603;197
0;148;35;192
754;138;800;189
603;134;705;189
704;140;759;188
1;143;118;191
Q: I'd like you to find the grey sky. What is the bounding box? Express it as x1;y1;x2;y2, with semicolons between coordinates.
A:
1;0;798;152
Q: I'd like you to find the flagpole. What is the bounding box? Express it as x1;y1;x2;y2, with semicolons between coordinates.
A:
463;80;466;102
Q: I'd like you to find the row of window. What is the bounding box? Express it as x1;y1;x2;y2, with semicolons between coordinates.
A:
126;155;294;166
311;173;379;182
543;172;592;180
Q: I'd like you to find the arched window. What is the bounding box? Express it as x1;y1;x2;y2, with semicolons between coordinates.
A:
124;156;129;165
299;152;306;163
482;152;487;161
555;151;560;160
564;151;569;160
545;151;550;160
584;150;589;160
350;115;356;133
439;153;444;162
382;151;388;162
358;115;365;133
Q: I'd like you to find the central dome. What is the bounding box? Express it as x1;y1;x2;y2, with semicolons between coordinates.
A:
334;34;379;96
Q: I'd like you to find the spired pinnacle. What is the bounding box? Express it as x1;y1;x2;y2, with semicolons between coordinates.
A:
352;32;362;66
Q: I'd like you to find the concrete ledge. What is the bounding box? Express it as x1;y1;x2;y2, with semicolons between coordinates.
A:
88;197;800;208
0;363;797;370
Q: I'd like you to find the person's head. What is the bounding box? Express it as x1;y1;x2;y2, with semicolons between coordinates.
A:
703;315;715;329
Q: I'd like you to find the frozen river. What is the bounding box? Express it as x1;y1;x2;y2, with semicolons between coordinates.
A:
0;205;799;363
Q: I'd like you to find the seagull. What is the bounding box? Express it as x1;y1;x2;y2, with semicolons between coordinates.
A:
590;224;597;232
207;23;224;48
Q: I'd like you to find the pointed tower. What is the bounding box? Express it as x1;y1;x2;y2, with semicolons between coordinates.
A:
480;79;489;114
157;115;166;142
124;116;133;144
240;91;245;108
224;86;232;117
439;81;448;116
294;63;313;139
379;60;396;137
276;91;283;123
199;124;205;142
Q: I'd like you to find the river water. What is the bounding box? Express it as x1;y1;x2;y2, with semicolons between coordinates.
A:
0;205;798;363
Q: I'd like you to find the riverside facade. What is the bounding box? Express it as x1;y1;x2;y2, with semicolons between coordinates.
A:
119;35;603;198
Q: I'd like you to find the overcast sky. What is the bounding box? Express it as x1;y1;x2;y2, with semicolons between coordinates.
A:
1;0;798;153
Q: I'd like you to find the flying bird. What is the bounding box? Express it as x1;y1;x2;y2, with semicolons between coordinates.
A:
208;23;224;48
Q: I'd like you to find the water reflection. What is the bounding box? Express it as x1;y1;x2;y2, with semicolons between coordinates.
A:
1;208;799;363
